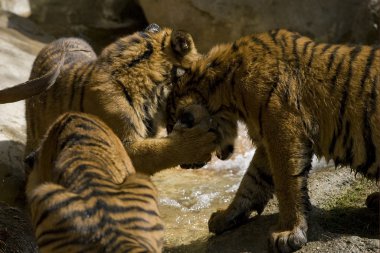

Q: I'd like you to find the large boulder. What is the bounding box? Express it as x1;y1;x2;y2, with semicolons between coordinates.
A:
0;0;30;17
29;0;148;52
139;0;380;52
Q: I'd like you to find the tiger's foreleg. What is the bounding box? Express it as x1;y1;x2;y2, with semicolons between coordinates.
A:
265;112;313;253
208;145;274;234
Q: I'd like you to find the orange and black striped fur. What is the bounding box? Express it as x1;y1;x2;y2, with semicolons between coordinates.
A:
0;24;216;175
166;29;380;252
26;112;163;253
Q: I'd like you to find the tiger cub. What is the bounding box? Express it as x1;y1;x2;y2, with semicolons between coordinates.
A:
166;29;380;252
26;112;164;253
0;23;217;175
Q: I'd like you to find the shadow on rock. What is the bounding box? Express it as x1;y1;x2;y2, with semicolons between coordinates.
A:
0;140;26;208
165;204;379;253
0;201;37;253
164;213;278;253
309;206;379;240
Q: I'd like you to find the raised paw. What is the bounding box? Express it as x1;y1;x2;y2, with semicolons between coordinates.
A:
269;226;307;253
366;192;380;211
208;209;249;235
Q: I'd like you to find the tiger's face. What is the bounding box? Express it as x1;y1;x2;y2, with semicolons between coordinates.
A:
166;80;238;162
142;23;201;71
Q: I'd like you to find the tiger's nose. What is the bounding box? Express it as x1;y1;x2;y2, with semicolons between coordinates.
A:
145;23;161;33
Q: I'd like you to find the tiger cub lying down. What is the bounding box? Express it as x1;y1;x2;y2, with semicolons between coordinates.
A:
26;112;164;253
166;29;379;252
0;23;217;175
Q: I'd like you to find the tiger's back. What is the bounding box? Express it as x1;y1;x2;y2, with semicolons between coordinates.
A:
27;112;163;253
26;38;97;153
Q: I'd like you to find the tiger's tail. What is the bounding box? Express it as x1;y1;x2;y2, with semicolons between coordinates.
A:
0;51;65;104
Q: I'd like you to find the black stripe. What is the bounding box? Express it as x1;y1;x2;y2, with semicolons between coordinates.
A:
320;44;332;55
71;114;110;135
301;41;312;58
59;133;110;151
280;34;287;59
342;121;351;147
32;188;66;208
115;79;134;106
160;32;168;51
356;76;378;174
265;62;280;108
258;105;264;137
292;34;300;69
332;47;362;154
232;42;239;52
344;137;354;165
269;29;280;45
126;42;153;68
300;177;312;213
359;47;377;96
338;46;362;110
251;36;272;53
62;164;97;186
37;230;70;248
330;54;345;90
307;44;317;68
327;46;340;71
265;84;279;108
59;200;159;223
35;195;82;228
75;123;96;131
69;67;80;109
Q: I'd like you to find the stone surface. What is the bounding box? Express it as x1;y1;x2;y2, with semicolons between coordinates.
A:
29;0;148;52
139;0;380;52
0;201;37;253
0;0;30;17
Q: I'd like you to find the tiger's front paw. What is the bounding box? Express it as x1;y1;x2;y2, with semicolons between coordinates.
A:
208;209;249;235
269;226;307;253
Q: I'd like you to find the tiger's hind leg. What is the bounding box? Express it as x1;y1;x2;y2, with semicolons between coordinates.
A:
208;145;274;234
366;192;380;211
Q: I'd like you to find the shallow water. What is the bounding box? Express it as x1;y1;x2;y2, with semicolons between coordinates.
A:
153;123;333;251
153;123;254;249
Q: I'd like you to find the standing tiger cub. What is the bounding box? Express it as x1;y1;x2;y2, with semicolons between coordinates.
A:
166;29;380;252
26;112;164;253
0;24;217;175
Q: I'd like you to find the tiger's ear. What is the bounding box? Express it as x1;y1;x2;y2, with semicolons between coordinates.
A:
170;30;197;57
170;30;201;69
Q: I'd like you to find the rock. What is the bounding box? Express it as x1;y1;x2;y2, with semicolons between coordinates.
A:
29;0;148;52
139;0;380;52
0;0;30;17
0;201;38;253
0;10;51;207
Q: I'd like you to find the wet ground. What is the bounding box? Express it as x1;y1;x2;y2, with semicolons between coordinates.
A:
152;124;379;253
